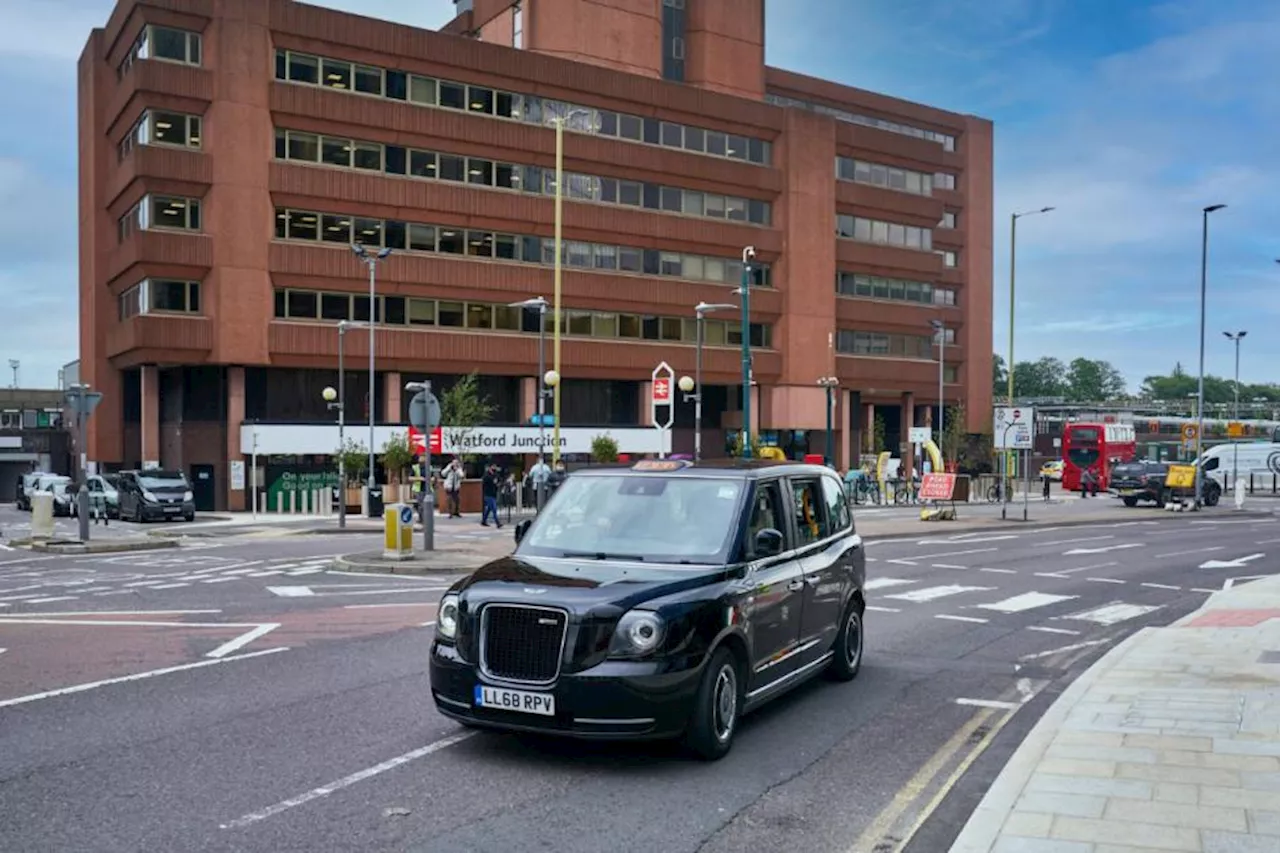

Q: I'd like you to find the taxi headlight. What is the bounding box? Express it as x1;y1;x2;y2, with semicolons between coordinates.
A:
437;594;460;641
609;610;665;658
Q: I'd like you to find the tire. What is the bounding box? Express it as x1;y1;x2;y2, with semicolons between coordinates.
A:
184;514;195;522
683;646;742;761
826;598;865;682
1203;485;1221;508
1122;497;1138;507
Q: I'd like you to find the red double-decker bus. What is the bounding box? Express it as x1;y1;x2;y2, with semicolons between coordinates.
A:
1062;422;1137;491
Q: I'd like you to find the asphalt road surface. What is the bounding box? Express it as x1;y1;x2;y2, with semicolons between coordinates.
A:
2;508;1278;853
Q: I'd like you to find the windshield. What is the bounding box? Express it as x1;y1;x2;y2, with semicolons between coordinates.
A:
518;474;744;564
138;473;188;489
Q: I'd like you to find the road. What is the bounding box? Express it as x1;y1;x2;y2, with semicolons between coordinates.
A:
1;506;1278;852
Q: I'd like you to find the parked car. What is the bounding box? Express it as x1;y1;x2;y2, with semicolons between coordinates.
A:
71;474;121;518
1110;460;1168;507
116;469;195;522
429;459;867;760
1038;460;1064;482
48;481;76;517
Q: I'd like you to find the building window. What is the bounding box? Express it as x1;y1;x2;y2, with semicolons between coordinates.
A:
837;272;956;307
271;48;772;166
119;25;201;76
835;157;932;196
663;0;687;82
944;365;959;383
272;286;771;348
512;3;523;49
934;172;957;191
937;250;958;268
273;126;771;225
118;195;201;242
940;210;957;229
768;92;956;151
836;330;936;359
272;206;772;288
836;215;932;251
118;279;201;319
119;110;202;160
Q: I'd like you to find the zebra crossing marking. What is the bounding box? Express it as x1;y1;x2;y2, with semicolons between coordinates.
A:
977;592;1077;614
885;584;994;603
865;577;918;591
1054;601;1160;626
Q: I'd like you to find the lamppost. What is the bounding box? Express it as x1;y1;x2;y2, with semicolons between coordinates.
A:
1224;330;1247;489
1005;205;1054;519
739;246;757;457
931;319;946;446
817;377;839;466
351;243;391;516
678;301;735;461
323;320;361;527
1194;204;1226;509
549;108;593;468
7;359;16;389
512;296;550;508
544;369;560;468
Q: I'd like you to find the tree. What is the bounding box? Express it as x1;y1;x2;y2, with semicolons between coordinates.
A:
1011;357;1068;399
1065;358;1126;402
380;432;415;485
992;354;1008;399
871;413;886;454
941;404;967;466
440;372;495;459
335;438;368;486
590;433;619;463
729;431;760;458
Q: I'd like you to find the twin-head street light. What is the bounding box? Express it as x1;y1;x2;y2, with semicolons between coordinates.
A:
351;243;392;515
817;377;839;466
739;246;757;458
511;296;552;508
1194;204;1226;508
678;301;736;460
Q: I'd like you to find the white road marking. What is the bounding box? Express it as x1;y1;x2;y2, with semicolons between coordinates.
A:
1086;577;1126;584
23;597;78;604
1155;546;1223;559
247;570;285;577
1141;582;1181;591
222;568;261;575
1063;543;1144;556
886;559;919;566
1026;625;1080;636
1056;602;1160;626
0;593;53;602
0;647;288;709
325;570;440;580
886;584;994;603
207;624;280;658
864;578;918;591
201;577;238;584
932;563;968;570
0;609;221;617
219;731;477;829
343;602;437;609
94;590;136;596
266;586;314;597
1050;562;1119;577
865;605;901;613
977;592;1077;614
1041;535;1114;546
979;567;1017;575
916;534;1020;545
955;698;1018;710
149;583;190;590
1020;638;1112;661
124;580;165;588
897;548;1000;561
285;568;325;575
935;614;989;623
1191;588;1218;594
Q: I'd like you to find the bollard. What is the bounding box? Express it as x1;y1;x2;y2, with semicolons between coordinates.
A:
276;492;284;514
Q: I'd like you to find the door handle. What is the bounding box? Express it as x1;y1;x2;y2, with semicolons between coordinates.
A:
787;579;805;592
805;575;820;585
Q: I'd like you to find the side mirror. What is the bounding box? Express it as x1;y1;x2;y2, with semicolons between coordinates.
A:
754;528;785;558
514;519;532;545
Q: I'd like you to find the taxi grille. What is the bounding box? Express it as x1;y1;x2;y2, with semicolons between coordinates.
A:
480;604;567;684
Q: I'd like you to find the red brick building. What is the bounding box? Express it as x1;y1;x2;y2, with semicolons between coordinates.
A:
79;0;992;511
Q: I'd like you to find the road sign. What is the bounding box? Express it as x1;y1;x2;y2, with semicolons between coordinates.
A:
1227;421;1244;438
993;406;1034;450
408;389;442;430
408;426;442;455
651;361;675;435
1166;464;1196;489
919;473;956;501
908;427;932;444
64;388;103;417
1181;423;1199;441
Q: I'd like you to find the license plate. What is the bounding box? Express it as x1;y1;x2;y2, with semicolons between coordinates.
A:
474;684;555;716
163;506;182;513
1117;489;1134;495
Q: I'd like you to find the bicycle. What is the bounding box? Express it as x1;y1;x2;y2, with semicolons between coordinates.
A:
985;480;1003;503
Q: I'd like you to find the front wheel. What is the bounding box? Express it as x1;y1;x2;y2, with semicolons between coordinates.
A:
1122;497;1138;507
826;600;865;682
683;647;741;761
1203;485;1221;507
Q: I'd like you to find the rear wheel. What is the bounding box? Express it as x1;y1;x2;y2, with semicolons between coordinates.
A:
826;599;865;682
1203;484;1221;507
1122;497;1138;507
683;647;741;761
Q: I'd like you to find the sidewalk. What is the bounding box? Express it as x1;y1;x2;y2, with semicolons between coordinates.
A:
950;575;1280;852
333;533;513;575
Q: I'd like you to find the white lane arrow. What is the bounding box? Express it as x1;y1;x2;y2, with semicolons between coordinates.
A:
1063;543;1145;555
267;586;315;597
268;585;448;598
1200;553;1265;570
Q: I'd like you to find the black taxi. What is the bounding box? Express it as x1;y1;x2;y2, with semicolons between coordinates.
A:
428;459;866;759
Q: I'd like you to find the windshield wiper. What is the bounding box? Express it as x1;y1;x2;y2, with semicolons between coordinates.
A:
560;551;646;562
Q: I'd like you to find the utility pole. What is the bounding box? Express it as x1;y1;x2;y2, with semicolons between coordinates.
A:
64;384;103;542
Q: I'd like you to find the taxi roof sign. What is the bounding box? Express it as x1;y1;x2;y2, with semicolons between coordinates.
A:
631;459;692;472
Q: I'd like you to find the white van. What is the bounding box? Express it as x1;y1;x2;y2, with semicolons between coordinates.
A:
1197;442;1280;488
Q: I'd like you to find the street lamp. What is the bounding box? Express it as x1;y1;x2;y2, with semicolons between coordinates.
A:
1194;204;1226;508
322;384;346;529
739;246;757;458
1224;330;1247;489
931;319;946;446
511;296;550;508
678;301;736;461
817;377;839;466
1005;205;1054;520
351;243;392;516
549;108;594;468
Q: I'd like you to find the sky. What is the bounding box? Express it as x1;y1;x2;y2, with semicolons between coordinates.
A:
2;0;1277;392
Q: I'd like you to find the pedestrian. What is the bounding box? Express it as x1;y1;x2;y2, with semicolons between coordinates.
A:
443;458;463;518
1042;472;1052;502
526;456;551;508
480;464;502;528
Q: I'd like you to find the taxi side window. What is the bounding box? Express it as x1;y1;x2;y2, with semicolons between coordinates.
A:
790;478;830;546
745;480;788;558
821;475;852;532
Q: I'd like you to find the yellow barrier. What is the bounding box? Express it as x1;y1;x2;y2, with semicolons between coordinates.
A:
383;503;414;561
1165;465;1196;490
